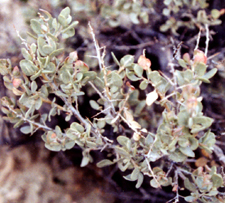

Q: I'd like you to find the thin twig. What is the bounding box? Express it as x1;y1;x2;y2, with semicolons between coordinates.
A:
48;75;113;143
14;26;29;49
41;98;67;111
88;22;103;71
88;81;105;101
114;41;154;51
119;114;140;134
88;22;116;117
145;158;161;188
7;105;56;133
167;170;179;203
195;28;202;50
204;24;209;57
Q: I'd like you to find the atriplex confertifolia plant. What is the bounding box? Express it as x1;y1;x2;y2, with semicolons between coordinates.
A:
0;7;224;202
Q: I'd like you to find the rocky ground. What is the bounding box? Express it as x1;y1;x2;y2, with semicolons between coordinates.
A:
0;143;116;203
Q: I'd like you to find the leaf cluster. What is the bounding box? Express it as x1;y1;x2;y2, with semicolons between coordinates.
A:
0;6;224;203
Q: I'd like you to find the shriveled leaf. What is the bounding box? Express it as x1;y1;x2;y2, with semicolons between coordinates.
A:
146;89;158;106
124;108;134;123
199;130;216;153
75;60;89;72
195;157;208;167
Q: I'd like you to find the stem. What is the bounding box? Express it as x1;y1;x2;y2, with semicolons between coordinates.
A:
41;98;67;111
145;158;161;188
8;105;55;132
204;24;209;57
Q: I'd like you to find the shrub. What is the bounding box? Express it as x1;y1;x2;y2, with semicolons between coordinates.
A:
0;5;225;203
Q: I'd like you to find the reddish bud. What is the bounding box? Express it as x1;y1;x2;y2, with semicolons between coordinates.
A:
75;60;89;71
172;184;178;192
220;9;225;15
126;81;135;90
12;78;22;88
138;55;151;70
194;50;207;64
51;133;57;139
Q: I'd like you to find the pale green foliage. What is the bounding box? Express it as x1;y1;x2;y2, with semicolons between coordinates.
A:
100;0;149;27
69;0;150;27
161;0;222;35
0;6;224;203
